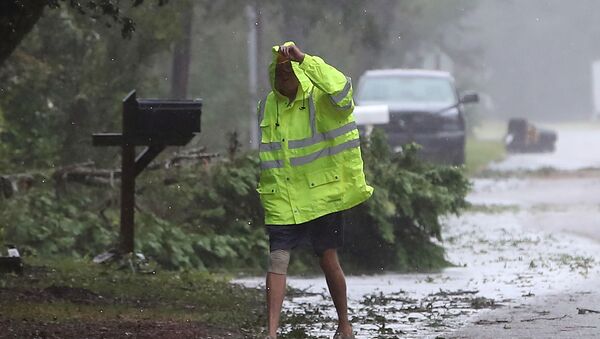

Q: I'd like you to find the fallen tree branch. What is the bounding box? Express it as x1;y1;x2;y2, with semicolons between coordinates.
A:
475;319;510;325
520;314;569;322
53;162;121;190
430;289;479;297
157;150;220;170
0;147;221;198
578;308;600;314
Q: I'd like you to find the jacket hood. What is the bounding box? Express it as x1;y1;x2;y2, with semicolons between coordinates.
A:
269;41;312;99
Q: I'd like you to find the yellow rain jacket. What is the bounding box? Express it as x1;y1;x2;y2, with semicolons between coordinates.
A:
257;42;373;225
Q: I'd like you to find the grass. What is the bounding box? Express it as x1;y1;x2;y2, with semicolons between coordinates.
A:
0;257;264;336
465;137;506;175
464;119;600;176
467;203;520;214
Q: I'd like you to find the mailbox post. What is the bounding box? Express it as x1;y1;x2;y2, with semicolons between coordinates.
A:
93;90;202;253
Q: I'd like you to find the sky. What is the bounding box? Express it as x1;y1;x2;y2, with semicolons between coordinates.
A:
465;0;600;121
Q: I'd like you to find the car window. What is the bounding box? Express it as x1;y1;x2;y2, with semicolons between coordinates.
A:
357;76;456;105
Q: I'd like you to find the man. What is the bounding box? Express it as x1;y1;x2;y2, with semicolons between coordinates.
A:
257;41;373;339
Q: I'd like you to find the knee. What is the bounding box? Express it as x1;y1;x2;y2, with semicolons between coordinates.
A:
268;249;290;275
319;249;340;268
319;248;338;263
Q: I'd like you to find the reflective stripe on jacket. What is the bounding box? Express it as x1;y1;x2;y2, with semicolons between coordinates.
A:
257;42;373;225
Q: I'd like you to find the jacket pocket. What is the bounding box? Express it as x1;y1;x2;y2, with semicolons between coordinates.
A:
257;185;279;213
260;120;273;144
306;169;342;202
257;185;278;195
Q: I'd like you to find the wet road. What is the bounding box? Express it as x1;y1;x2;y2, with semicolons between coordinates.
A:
469;173;600;242
490;128;600;171
472;125;600;243
450;124;600;338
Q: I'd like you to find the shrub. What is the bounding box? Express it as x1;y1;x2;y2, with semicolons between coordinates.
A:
344;129;470;271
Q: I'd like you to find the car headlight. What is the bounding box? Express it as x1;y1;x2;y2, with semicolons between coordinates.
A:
439;108;462;131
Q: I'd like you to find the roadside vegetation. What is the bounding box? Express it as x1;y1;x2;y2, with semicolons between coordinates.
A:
464;119;508;175
1;131;470;273
465;137;506;175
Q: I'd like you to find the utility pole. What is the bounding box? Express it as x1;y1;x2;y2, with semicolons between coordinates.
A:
592;60;600;121
246;4;259;149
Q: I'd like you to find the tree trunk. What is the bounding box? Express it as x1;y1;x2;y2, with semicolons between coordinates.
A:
255;2;269;96
0;0;47;66
170;4;194;99
60;97;90;165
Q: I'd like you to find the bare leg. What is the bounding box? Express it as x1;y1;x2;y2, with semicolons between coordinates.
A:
319;249;353;335
266;272;286;338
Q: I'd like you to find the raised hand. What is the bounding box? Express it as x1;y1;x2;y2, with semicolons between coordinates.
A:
278;44;305;63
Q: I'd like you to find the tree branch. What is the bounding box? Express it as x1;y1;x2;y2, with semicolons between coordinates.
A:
0;0;47;67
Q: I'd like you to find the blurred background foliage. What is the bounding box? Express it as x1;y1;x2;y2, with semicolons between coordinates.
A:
0;0;474;271
0;0;480;170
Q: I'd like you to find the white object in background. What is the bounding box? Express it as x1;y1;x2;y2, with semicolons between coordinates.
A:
353;105;390;125
353;105;390;137
7;247;20;257
592;60;600;120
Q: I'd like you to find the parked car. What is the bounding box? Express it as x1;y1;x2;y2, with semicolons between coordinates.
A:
505;118;557;153
355;69;478;165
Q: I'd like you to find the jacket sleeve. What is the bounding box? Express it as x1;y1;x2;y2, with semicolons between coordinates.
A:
298;54;354;112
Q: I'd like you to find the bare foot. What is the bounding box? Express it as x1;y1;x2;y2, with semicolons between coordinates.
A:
335;323;354;337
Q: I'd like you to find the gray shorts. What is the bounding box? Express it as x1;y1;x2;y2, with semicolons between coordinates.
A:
266;212;344;256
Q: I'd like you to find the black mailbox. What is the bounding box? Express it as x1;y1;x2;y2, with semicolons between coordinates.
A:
92;90;203;254
125;95;202;146
94;90;202;147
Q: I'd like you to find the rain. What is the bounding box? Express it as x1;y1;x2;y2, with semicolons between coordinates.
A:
1;1;600;338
